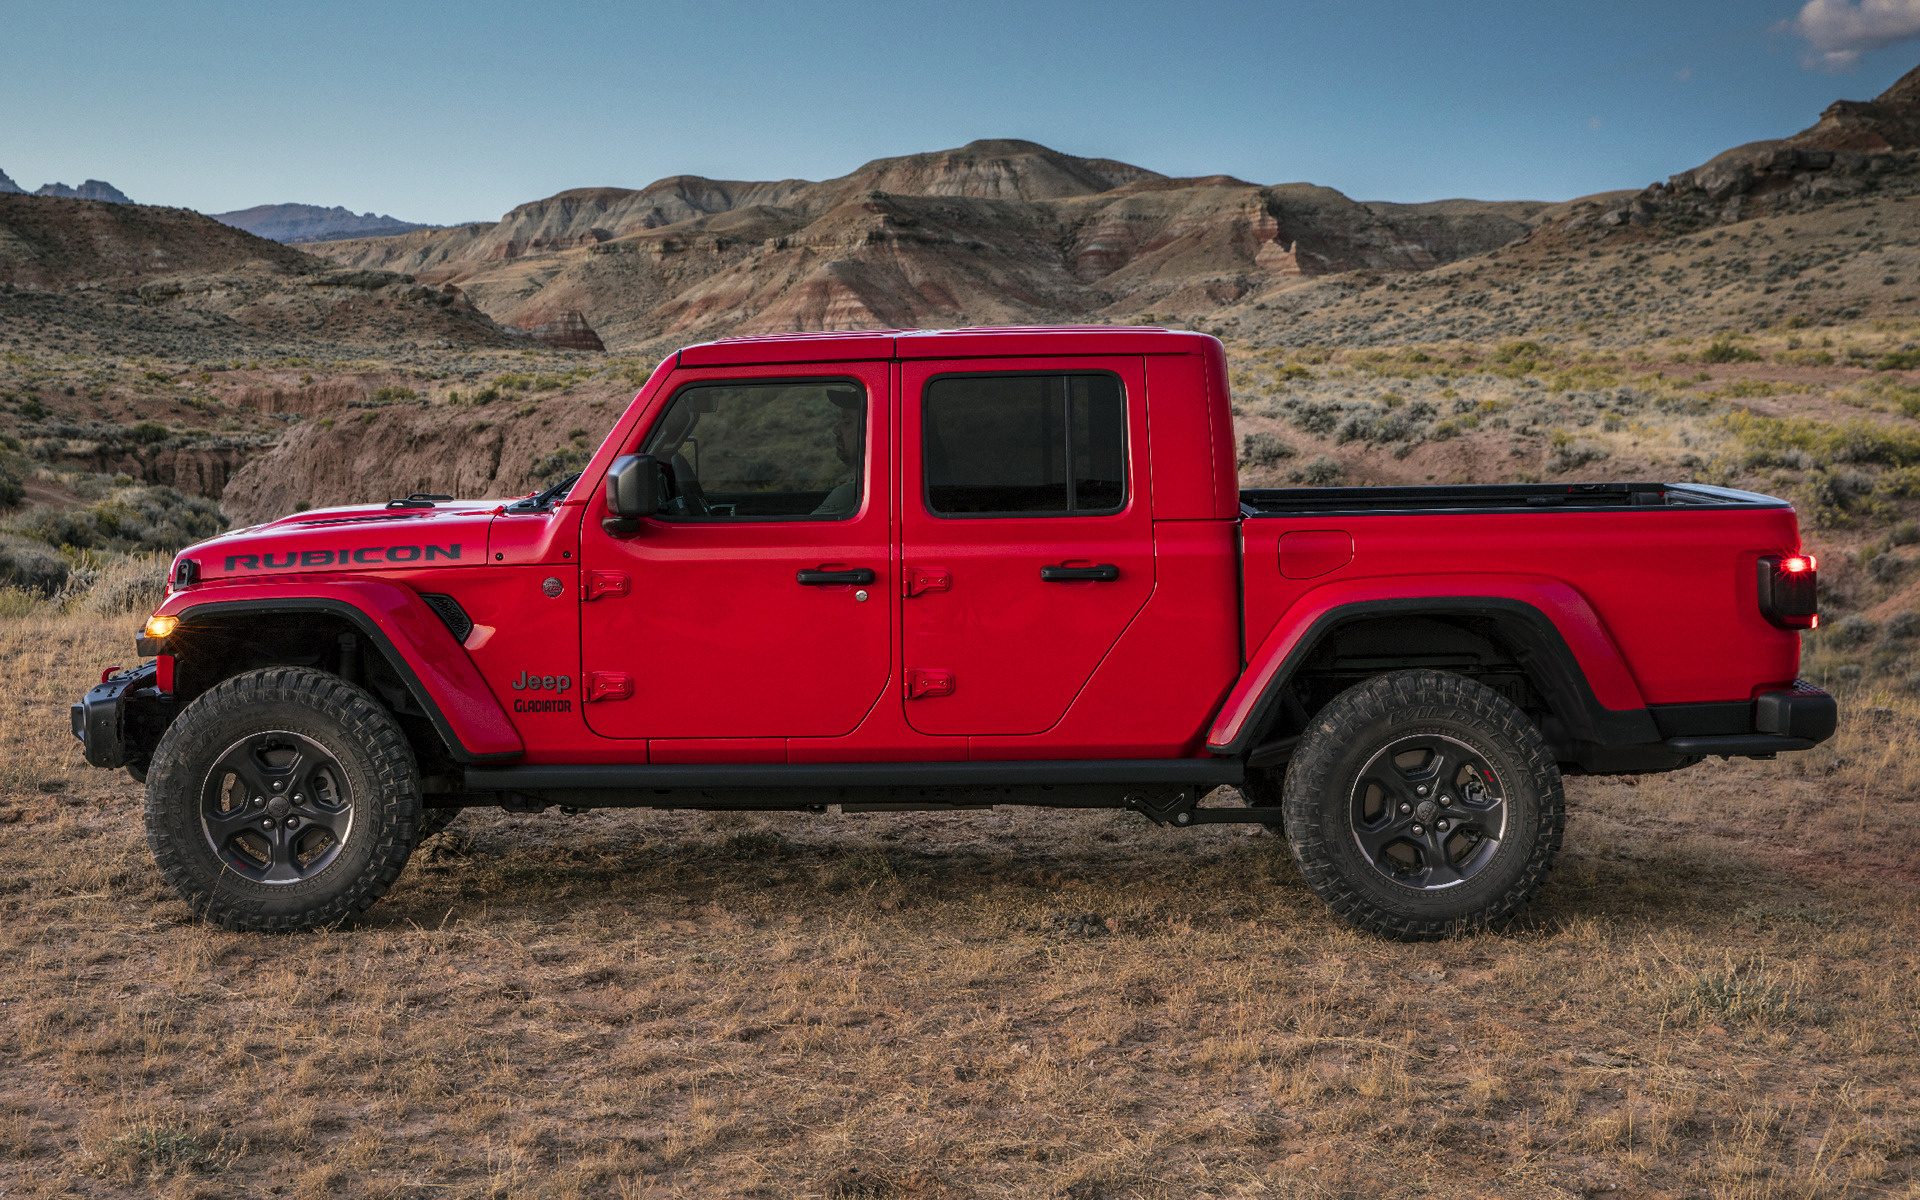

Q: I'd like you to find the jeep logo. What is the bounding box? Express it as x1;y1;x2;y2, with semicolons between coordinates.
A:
511;671;572;693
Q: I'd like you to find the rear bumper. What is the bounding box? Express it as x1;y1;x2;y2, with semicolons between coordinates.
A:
1660;680;1837;758
1568;681;1836;773
70;661;172;770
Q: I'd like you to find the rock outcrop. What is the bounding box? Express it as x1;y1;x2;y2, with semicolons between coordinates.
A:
0;168;20;194
34;179;132;203
521;310;606;351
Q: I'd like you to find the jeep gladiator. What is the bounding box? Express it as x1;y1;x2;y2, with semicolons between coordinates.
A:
71;327;1838;938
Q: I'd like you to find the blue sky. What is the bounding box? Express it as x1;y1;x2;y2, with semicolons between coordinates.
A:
4;0;1919;224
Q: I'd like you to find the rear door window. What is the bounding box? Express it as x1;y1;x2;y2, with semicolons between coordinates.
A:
922;373;1126;517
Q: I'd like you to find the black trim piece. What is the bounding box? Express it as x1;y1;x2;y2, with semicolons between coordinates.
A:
170;597;508;764
1215;596;1661;758
135;635;168;656
1650;700;1752;739
419;593;474;643
466;758;1244;793
1666;734;1816;756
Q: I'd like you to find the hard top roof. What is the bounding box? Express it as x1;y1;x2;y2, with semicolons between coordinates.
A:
676;325;1217;366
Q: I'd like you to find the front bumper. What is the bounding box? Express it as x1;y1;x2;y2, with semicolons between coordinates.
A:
70;661;172;770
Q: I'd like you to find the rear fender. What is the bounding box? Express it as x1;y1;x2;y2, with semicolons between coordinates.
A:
151;578;524;762
1208;574;1654;755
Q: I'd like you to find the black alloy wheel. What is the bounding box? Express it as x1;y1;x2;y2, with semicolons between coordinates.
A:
200;731;356;884
1283;670;1564;941
1347;733;1506;890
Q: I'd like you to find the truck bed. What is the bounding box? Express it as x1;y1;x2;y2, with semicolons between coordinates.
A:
1240;482;1790;516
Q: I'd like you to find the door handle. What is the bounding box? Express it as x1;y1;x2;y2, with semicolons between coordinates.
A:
796;568;876;586
1040;563;1120;582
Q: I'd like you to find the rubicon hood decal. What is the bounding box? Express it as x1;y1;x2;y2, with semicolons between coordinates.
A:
223;543;464;572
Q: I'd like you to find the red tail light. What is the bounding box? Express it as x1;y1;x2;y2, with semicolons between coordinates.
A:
1757;554;1818;629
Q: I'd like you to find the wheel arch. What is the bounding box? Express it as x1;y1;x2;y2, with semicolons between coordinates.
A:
153;583;523;765
1210;589;1658;759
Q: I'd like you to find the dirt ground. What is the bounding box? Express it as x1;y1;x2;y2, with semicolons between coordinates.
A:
1;604;1917;1200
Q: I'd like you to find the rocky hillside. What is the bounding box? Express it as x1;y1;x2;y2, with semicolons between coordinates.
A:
32;180;131;203
318;139;1547;350
211;203;437;244
0;193;518;357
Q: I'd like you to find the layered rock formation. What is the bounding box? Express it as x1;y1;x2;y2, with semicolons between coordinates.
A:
319;139;1547;350
211;203;438;244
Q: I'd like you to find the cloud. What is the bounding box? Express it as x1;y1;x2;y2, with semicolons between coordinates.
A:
1784;0;1920;71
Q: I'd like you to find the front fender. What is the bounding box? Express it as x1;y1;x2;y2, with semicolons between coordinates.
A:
152;577;524;762
1207;574;1653;754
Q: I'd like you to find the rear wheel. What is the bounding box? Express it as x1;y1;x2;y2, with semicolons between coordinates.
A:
144;667;421;932
1283;670;1563;941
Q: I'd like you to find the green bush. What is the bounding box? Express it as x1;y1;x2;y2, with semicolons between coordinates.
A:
530;446;590;484
14;487;226;554
1700;334;1763;364
1238;432;1297;467
0;465;21;509
127;422;170;444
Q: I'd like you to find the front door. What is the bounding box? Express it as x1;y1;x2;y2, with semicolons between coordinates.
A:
898;357;1154;737
579;363;892;740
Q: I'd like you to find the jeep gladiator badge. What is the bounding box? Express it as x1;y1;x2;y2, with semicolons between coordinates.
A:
510;671;573;713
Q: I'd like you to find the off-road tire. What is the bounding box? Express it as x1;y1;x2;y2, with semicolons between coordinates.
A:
1283;670;1564;941
145;667;421;932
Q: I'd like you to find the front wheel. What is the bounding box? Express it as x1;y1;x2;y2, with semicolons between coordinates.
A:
144;667;422;932
1283;670;1564;941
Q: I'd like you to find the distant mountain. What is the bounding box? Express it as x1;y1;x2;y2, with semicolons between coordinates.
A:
316;138;1546;350
211;203;437;244
0;168;20;194
34;179;132;203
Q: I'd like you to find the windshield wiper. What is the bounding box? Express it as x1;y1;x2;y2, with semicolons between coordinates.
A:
504;472;582;514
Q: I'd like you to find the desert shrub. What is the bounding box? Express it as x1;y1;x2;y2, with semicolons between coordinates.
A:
1885;611;1920;640
371;386;419;404
1699;334;1763;364
1877;349;1920;371
1292;455;1345;486
15;487;225;554
1239;432;1296;467
126;421;170;444
0;465;21;508
81;555;170;614
1546;430;1610;473
0;535;69;594
1725;410;1920;468
1892;520;1920;545
1825;614;1877;648
1679;968;1794;1024
530;446;590;484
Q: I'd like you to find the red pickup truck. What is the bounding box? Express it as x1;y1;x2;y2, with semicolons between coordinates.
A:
72;327;1835;939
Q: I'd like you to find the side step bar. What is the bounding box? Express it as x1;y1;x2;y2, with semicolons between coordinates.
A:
466;758;1245;792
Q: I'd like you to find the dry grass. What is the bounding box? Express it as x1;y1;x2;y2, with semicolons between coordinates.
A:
2;605;1918;1199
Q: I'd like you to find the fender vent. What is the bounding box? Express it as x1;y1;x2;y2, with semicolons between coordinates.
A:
419;593;474;643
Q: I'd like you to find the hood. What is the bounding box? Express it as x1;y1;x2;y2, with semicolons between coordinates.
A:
173;501;499;586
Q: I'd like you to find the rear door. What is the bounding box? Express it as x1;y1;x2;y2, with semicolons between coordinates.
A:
578;362;892;740
898;357;1154;737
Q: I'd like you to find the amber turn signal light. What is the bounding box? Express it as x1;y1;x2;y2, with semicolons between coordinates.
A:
144;615;179;639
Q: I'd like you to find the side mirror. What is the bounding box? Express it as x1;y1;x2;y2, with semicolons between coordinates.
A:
603;454;660;535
